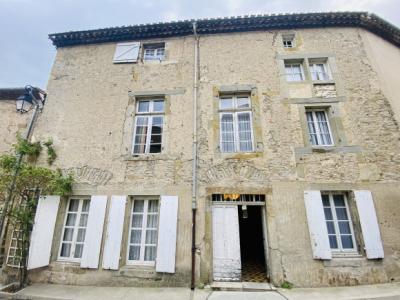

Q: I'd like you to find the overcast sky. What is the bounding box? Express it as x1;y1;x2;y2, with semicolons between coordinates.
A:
0;0;399;89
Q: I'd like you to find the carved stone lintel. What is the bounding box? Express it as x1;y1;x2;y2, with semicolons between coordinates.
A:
63;166;113;186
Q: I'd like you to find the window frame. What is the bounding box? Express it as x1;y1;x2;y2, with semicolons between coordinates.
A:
132;99;165;155
305;108;334;147
322;192;358;254
58;197;91;263
284;62;305;82
143;43;165;61
309;60;331;81
218;95;254;153
282;34;295;48
126;198;160;266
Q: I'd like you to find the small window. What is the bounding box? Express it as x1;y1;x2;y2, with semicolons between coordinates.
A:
132;99;165;154
322;192;357;253
309;60;331;81
59;198;90;262
6;228;23;268
306;109;334;146
285;61;304;81
127;198;159;265
113;42;140;63
143;43;165;61
282;34;295;48
219;94;254;153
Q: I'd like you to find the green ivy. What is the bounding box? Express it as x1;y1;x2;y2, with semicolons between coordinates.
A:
13;135;42;158
43;138;57;165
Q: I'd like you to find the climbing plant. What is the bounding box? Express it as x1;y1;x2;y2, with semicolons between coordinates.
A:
0;136;73;289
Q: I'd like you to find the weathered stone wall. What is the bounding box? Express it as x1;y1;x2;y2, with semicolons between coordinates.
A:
26;27;400;288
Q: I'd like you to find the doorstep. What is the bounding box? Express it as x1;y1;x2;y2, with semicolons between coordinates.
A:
211;281;276;291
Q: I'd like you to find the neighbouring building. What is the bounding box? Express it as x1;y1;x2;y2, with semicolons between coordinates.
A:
3;12;400;288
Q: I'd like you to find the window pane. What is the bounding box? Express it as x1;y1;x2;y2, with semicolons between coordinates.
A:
326;221;335;234
144;246;156;261
321;194;330;206
138;101;150;112
153;101;164;112
341;235;354;249
285;66;293;81
132;214;143;228
82;200;90;212
76;228;86;243
60;243;71;257
333;195;345;206
130;230;142;244
145;230;157;244
148;200;158;213
335;207;348;220
338;221;351;234
147;215;158;229
149;144;162;153
329;235;338;249
133;200;144;212
66;213;77;226
68;199;79;212
74;244;83;258
237;97;250;108
220;98;234;110
79;214;88;227
129;246;140;260
63;228;74;242
237;112;253;152
324;208;333;220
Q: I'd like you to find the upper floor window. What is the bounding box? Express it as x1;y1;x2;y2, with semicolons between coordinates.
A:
282;34;295;48
306;108;333;146
219;94;254;153
309;60;331;81
132;99;165;154
59;198;90;262
143;43;165;61
322;192;357;252
285;61;304;82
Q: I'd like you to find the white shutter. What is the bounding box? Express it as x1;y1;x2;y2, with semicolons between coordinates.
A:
102;196;126;270
354;190;384;259
304;191;332;260
212;205;241;281
113;42;140;63
156;195;178;273
27;196;60;270
81;195;107;268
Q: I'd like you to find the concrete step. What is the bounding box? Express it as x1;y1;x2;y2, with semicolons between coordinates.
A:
210;281;276;291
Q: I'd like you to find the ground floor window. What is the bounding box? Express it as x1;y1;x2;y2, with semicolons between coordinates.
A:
59;197;90;261
127;198;159;265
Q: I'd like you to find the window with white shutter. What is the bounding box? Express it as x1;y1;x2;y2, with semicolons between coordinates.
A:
113;42;140;63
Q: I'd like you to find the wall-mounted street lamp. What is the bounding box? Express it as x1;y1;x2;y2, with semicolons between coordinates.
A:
16;85;45;113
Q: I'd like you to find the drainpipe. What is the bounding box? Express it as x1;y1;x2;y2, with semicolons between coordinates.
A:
191;21;199;290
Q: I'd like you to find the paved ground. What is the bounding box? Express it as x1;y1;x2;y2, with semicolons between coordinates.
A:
1;282;399;300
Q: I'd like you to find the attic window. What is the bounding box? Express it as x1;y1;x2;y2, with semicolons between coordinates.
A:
113;42;140;63
143;43;165;61
282;34;295;48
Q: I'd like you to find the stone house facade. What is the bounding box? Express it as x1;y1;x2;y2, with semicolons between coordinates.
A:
4;12;400;288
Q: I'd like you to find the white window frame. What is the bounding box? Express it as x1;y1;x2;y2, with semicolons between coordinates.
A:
58;197;90;263
282;34;295;48
6;228;23;268
127;198;160;266
309;61;331;81
285;62;305;81
132;99;165;155
219;95;254;153
143;44;165;61
322;192;357;254
306;108;334;146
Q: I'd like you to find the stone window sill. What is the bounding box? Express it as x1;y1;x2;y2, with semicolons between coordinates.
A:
312;80;335;85
295;145;362;159
123;153;176;161
216;151;263;159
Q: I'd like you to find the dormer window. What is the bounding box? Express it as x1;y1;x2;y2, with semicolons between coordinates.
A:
282;34;295;48
143;43;165;61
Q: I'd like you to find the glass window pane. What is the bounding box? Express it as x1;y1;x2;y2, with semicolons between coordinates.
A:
329;235;338;249
129;245;140;260
82;200;90;212
130;230;142;244
76;228;86;242
79;214;88;227
236;97;250;108
149;144;162;153
138;101;150;112
68;199;79;212
333;195;345;206
60;243;71;257
74;244;83;258
144;246;156;261
341;235;354;249
132;214;143;228
145;230;157;244
326;221;336;234
147;215;158;229
220;98;234;110
63;228;74;242
321;194;330;206
221;114;235;152
338;221;351;234
148;200;158;213
324;208;333;220
153;101;164;112
238;112;253;152
66;213;77;226
335;207;348;220
133;200;144;212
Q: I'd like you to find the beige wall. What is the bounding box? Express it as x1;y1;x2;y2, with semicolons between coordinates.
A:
26;27;400;287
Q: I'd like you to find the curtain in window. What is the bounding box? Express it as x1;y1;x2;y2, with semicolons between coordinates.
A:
306;112;318;145
133;116;149;153
315;111;332;145
221;114;235;152
237;112;253;151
